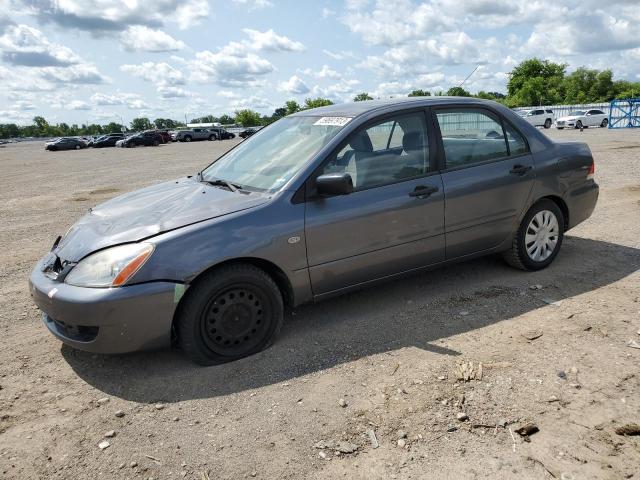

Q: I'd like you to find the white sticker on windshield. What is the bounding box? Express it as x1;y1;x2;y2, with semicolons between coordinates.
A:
314;117;352;127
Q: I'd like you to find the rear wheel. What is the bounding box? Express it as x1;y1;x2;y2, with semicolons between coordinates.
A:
75;145;80;150
503;199;564;271
208;134;216;141
176;264;284;365
184;136;192;142
153;140;159;146
544;119;552;129
601;118;608;128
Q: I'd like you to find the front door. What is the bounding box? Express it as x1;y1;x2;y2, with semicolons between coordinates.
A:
304;110;445;296
434;108;535;259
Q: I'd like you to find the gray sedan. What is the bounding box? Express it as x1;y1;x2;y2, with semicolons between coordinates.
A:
29;97;599;365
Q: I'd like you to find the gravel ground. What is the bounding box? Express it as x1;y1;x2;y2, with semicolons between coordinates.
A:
0;128;639;480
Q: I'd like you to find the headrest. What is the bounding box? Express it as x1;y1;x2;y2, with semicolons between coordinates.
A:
402;131;425;152
349;131;373;152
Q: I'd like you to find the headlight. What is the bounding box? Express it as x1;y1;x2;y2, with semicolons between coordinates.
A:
65;243;154;288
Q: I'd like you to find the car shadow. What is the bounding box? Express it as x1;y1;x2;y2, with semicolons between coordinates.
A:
61;235;640;403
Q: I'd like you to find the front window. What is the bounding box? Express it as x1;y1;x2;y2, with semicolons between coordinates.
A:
201;116;348;191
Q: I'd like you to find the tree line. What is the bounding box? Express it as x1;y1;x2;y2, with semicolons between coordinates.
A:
2;58;639;139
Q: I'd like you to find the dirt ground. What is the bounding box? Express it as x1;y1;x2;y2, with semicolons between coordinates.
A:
0;128;639;480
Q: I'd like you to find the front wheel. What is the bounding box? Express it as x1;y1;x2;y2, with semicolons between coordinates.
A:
503;199;564;271
75;145;80;150
544;119;552;129
576;120;583;129
208;135;216;141
176;264;284;365
184;136;192;142
153;140;159;146
601;118;608;128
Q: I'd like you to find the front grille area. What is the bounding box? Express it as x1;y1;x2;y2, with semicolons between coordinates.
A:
45;314;99;342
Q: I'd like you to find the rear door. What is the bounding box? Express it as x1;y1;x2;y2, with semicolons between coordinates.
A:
434;107;535;259
304;109;445;296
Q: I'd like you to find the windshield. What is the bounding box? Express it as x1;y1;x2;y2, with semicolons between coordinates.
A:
569;110;585;116
201;116;349;191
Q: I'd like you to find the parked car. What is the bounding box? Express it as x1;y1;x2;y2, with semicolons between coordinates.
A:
117;132;162;147
210;127;236;140
239;128;258;138
170;128;217;142
92;133;125;148
519;109;555;129
45;137;87;151
555;109;608;129
29;97;598;365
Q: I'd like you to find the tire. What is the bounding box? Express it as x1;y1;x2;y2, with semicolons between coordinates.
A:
208;135;215;141
601;118;608;128
576;120;583;129
75;145;80;150
184;136;192;142
176;264;284;365
503;199;564;271
544;119;551;129
153;140;159;146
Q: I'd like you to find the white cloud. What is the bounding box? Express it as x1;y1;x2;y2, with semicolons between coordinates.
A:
322;49;356;61
120;26;185;52
40;64;108;84
120;62;185;87
189;49;273;87
321;8;335;18
69;100;91;110
229;94;272;110
302;64;340;79
342;0;452;47
91;92;123;105
0;24;81;66
28;0;209;33
158;86;191;98
242;28;305;52
310;79;361;102
278;75;310;95
232;0;273;10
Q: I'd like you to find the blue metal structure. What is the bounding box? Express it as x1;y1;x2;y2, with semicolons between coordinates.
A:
608;98;640;128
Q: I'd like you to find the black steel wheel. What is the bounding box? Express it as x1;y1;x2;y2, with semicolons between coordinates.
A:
176;264;284;365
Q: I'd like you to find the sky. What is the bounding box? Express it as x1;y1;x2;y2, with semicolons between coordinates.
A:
0;0;639;126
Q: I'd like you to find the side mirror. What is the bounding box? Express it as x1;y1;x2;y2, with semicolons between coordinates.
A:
316;172;353;196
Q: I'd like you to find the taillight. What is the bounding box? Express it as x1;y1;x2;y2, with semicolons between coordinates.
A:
587;160;595;178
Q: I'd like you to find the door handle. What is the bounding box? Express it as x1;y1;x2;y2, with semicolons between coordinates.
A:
409;185;439;198
509;165;532;176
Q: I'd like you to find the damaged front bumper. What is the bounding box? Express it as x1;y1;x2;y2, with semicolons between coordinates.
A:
29;256;182;354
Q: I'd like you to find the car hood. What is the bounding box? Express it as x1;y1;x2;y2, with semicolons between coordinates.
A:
55;177;269;262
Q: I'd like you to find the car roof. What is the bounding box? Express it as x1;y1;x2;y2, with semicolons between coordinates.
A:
289;96;500;118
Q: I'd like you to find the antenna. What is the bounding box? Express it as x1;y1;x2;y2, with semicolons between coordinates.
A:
458;65;480;88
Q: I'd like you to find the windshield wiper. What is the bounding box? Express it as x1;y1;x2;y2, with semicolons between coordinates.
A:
198;173;242;192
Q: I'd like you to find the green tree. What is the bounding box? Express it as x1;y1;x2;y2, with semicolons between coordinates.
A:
304;97;334;109
218;114;235;125
234;109;262;127
103;122;124;133
130;117;153;131
506;58;566;107
32;116;50;136
353;92;373;101
446;87;471;97
408;89;431;97
285;100;301;115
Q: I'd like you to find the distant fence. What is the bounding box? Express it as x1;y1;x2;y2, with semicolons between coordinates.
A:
512;103;610;118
